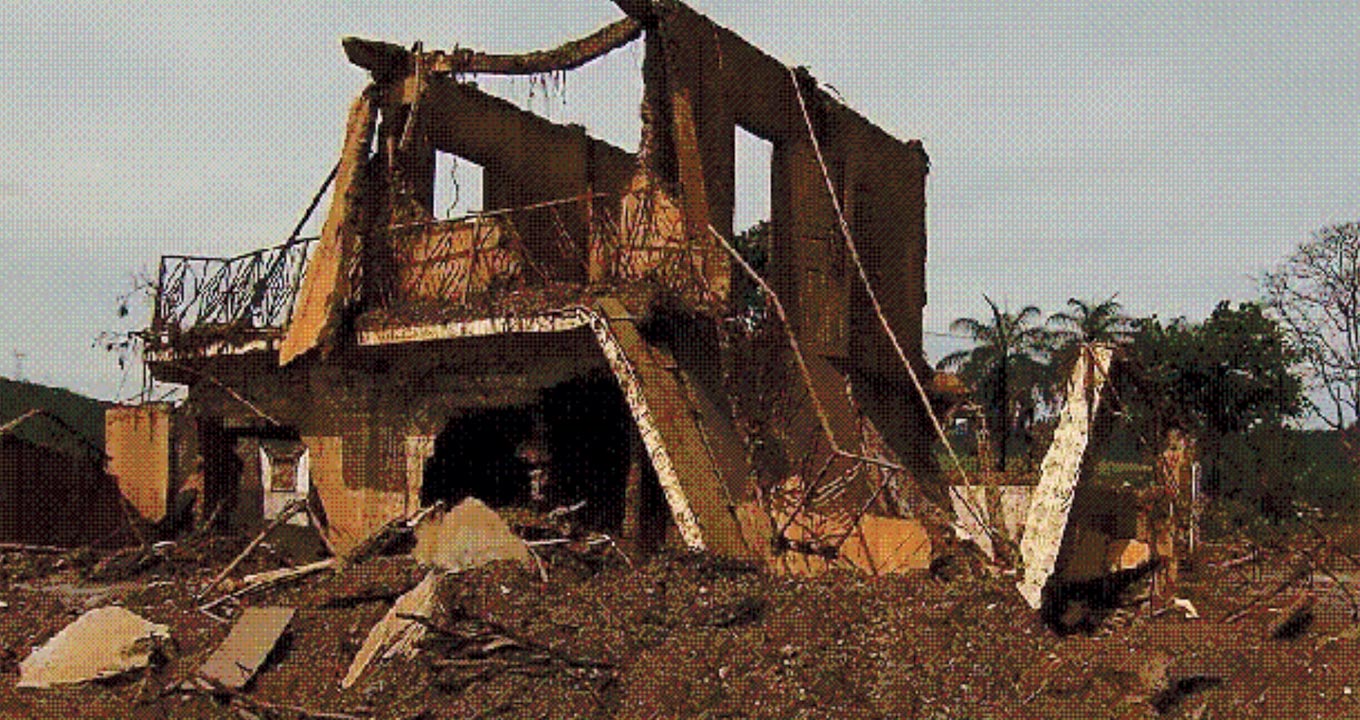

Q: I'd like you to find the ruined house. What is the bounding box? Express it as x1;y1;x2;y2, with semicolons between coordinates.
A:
131;0;949;573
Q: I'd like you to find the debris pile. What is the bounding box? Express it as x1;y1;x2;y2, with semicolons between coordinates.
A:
3;496;1360;719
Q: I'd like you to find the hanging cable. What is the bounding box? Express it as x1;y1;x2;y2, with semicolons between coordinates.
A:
784;66;1005;553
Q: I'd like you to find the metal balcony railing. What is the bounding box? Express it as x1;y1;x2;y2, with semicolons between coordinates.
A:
153;236;317;336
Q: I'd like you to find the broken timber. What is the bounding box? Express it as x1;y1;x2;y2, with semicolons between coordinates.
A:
1017;344;1116;609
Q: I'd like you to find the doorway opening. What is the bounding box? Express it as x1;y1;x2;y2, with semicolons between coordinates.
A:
422;406;535;509
420;370;657;537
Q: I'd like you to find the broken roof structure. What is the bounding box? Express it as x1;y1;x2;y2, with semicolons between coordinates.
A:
137;0;948;572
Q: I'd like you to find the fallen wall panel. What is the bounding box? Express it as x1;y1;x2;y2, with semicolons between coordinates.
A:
1017;344;1115;609
592;298;753;558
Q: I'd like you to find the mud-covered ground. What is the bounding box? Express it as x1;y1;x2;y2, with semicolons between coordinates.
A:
2;530;1359;719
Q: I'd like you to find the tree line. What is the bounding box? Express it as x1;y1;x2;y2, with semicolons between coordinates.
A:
940;220;1360;520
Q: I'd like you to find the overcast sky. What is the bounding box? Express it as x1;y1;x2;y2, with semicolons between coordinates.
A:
2;1;1356;401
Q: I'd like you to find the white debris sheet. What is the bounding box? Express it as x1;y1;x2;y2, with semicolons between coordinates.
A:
18;606;170;688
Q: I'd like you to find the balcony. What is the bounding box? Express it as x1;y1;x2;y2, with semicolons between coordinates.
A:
149;236;317;347
147;188;725;353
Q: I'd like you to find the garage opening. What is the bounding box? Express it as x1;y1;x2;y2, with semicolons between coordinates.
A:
420;370;648;536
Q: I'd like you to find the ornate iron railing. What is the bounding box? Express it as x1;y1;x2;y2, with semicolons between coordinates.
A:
154;237;317;335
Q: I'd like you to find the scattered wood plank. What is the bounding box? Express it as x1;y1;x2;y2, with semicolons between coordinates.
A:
0;543;69;555
196;499;306;601
200;559;337;613
1222;550;1318;623
306;504;339;557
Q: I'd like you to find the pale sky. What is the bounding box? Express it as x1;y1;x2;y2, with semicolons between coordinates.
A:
2;1;1357;400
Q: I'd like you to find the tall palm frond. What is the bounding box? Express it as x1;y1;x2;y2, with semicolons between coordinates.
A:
937;295;1051;472
1047;295;1133;346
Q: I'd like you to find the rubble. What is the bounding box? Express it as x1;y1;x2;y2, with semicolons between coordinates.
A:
17;606;169;688
0;522;1359;717
196;498;307;601
412;498;531;573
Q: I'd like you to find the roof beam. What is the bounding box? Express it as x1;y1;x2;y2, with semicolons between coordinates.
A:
609;0;658;23
343;15;642;79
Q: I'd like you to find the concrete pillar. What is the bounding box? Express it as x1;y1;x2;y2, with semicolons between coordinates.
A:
404;435;436;514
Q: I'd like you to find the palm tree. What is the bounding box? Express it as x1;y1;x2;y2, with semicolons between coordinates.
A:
939;296;1049;472
1046;295;1133;378
1047;295;1133;347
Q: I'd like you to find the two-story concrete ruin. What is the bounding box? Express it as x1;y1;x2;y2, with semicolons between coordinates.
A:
122;0;950;573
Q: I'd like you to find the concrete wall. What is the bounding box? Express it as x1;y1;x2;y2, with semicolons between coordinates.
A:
390;80;638;289
650;3;930;376
106;403;174;522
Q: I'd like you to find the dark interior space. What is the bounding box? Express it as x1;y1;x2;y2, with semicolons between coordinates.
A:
422;406;536;509
199;419;302;531
422;371;642;536
540;372;633;533
200;418;244;532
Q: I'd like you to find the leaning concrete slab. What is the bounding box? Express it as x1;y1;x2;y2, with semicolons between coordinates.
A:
950;485;1033;559
279;91;376;365
199;606;295;689
592;298;753;559
1017;344;1116;609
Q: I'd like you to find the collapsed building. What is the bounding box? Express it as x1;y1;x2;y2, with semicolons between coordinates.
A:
120;0;960;574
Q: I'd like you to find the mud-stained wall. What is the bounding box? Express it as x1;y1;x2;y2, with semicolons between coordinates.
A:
178;329;612;552
379;80;639;293
643;3;930;378
106;403;174;522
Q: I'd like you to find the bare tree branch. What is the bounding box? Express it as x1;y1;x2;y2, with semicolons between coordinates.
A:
1263;221;1360;435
